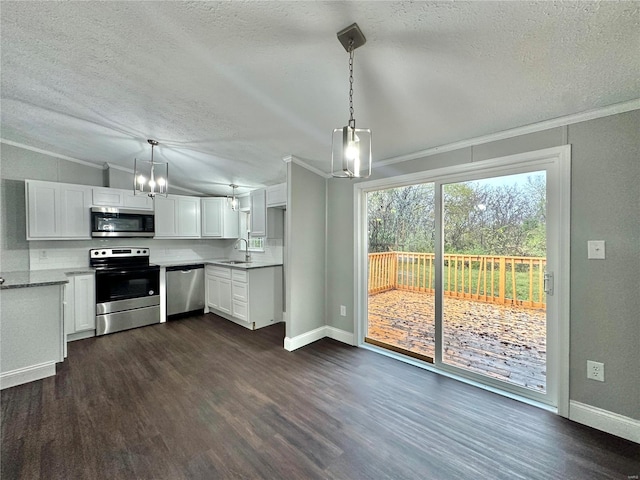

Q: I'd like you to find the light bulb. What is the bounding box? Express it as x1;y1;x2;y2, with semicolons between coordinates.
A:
137;175;146;187
157;178;166;187
345;140;359;160
148;179;156;192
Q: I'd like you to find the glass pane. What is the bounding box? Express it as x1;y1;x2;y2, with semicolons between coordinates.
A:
366;183;436;361
442;172;547;392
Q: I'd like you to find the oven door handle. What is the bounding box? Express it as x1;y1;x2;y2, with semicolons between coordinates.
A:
96;268;159;276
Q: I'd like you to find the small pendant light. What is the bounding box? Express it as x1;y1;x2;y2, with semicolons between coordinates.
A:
228;184;239;211
331;23;372;179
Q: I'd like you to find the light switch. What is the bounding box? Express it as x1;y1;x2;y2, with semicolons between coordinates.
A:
587;240;605;260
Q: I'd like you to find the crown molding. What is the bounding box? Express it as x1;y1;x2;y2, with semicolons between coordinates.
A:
284;155;331;179
104;162;130;173
0;139;105;169
375;98;640;167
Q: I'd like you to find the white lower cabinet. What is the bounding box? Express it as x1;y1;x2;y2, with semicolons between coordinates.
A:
205;266;232;315
205;265;282;330
63;273;96;342
231;269;249;321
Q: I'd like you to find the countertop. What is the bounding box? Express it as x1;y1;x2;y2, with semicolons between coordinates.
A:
153;259;283;270
0;259;283;289
205;259;283;270
0;270;71;289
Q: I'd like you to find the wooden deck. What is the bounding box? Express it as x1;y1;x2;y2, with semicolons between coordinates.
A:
367;289;546;392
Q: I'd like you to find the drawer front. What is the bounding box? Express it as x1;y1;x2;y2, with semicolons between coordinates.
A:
231;269;247;283
206;265;231;279
232;281;248;302
232;300;249;322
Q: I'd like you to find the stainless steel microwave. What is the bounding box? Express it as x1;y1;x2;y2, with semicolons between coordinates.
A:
91;207;155;237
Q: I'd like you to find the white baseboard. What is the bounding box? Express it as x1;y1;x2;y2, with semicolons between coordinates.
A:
569;400;640;444
0;362;57;390
284;326;354;351
325;326;355;345
284;326;326;351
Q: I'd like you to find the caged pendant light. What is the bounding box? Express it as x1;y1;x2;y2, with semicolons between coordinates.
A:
228;184;239;211
331;23;371;179
134;139;168;197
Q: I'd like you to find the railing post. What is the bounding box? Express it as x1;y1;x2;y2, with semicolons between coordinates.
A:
499;257;506;304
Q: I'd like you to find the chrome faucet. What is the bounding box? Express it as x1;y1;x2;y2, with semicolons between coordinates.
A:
237;237;251;262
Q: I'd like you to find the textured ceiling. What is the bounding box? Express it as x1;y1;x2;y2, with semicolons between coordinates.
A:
2;1;639;195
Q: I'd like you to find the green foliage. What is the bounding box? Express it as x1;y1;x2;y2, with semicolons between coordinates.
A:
367;173;547;257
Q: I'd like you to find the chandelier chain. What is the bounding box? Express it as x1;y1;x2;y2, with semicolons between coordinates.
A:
348;38;355;125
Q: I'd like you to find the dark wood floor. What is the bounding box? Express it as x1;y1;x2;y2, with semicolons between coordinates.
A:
2;315;638;479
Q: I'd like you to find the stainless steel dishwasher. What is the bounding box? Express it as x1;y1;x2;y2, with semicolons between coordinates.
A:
166;264;205;317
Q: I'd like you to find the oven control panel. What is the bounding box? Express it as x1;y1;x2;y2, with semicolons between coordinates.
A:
90;248;149;258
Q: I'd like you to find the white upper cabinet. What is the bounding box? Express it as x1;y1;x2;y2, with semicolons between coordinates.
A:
201;197;239;238
154;194;201;238
249;188;267;237
26;180;91;240
92;187;123;206
123;191;154;210
177;196;201;237
266;183;287;207
154;195;176;237
92;187;153;210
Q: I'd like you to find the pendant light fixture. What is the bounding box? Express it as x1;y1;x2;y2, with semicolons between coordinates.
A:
134;139;168;197
331;23;371;179
228;184;239;211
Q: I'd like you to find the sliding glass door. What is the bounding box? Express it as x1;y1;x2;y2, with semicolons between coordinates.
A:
366;183;436;362
441;172;548;393
359;147;570;409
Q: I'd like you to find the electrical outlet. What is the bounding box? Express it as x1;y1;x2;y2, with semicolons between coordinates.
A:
39;250;48;260
587;360;605;382
340;305;346;316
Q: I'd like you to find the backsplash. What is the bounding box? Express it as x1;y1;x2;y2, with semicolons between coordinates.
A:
28;237;284;270
29;238;230;270
225;238;284;264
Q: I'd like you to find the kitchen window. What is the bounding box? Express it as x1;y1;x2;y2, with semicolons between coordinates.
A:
241;212;265;252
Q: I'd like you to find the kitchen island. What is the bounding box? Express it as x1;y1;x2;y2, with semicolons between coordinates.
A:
0;270;68;389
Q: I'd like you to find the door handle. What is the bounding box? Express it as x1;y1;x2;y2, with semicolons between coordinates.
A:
544;272;554;296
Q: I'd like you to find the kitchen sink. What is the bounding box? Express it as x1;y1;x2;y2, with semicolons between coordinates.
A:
219;260;250;265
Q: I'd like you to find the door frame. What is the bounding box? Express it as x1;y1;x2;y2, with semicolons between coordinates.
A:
354;145;571;416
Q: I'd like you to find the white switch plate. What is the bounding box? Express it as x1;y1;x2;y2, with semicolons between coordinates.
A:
340;305;346;316
587;240;605;259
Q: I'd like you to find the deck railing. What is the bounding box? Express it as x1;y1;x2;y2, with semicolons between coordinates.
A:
368;252;546;309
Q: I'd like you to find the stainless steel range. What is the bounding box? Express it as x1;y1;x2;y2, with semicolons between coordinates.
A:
90;247;160;335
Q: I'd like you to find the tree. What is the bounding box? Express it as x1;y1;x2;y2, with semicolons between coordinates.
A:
368;173;546;257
